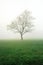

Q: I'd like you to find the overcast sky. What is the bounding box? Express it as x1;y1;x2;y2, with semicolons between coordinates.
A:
0;0;43;39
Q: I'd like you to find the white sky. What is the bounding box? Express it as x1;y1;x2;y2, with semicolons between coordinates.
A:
0;0;43;39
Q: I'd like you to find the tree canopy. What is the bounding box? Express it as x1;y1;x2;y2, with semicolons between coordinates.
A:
7;10;34;40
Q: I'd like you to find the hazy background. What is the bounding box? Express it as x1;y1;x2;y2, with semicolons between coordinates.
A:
0;0;43;39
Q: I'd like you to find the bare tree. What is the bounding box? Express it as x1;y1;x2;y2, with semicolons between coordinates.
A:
7;10;34;40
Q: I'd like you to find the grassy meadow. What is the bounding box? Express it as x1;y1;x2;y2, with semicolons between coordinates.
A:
0;40;43;65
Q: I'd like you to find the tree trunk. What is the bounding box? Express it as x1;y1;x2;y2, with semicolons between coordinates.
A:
21;33;23;40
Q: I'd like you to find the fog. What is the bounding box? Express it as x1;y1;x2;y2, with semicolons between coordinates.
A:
0;0;43;39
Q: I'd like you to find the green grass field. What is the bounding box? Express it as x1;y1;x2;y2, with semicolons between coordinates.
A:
0;40;43;65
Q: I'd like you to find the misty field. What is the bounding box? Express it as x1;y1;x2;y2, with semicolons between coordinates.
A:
0;40;43;65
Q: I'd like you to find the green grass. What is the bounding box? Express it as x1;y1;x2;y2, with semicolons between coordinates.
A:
0;40;43;65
